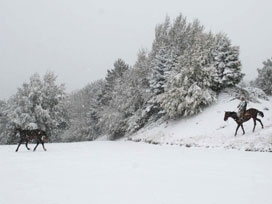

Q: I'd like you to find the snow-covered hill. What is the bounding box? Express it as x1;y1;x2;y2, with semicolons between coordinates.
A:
1;141;272;204
128;93;272;152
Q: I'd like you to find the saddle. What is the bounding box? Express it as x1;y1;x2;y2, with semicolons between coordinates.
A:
239;112;250;120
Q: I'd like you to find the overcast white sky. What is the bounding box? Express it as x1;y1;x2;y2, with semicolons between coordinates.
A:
0;0;271;99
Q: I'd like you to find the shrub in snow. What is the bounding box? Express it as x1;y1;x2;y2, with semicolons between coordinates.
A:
245;87;268;101
223;85;268;103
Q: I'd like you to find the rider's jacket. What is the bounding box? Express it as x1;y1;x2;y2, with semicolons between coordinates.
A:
237;100;247;116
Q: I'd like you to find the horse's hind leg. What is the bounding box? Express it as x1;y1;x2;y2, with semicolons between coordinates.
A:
15;140;23;152
25;141;31;150
256;118;264;129
33;142;39;151
253;119;257;132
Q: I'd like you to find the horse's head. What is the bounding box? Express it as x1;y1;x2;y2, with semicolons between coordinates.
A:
14;127;22;136
224;111;237;121
39;130;49;142
224;112;229;121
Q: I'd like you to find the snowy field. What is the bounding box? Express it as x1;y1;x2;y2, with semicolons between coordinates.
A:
1;141;272;204
129;94;272;152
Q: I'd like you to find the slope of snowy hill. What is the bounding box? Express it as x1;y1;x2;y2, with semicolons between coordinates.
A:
1;142;272;204
128;93;272;152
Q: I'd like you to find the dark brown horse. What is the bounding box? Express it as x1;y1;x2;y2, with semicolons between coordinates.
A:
224;108;264;136
15;128;48;152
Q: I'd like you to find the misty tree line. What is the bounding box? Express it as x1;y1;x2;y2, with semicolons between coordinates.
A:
0;14;271;144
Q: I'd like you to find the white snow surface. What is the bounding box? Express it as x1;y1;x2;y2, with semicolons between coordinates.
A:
1;141;272;204
129;93;272;152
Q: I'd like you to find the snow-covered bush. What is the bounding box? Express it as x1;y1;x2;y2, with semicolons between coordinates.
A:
245;87;268;101
223;85;268;103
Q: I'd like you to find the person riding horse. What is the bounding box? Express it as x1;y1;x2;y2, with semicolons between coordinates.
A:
224;96;264;136
237;96;247;120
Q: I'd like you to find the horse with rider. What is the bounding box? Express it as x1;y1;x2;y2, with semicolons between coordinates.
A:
224;96;264;136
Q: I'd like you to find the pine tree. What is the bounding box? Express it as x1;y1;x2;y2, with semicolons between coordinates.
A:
0;100;8;144
159;33;217;118
150;16;171;60
212;34;244;90
149;46;172;95
61;80;104;142
253;58;272;95
100;58;129;106
96;59;131;139
7;72;68;141
133;49;152;95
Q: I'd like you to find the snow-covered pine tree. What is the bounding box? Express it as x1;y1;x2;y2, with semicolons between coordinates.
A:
149;46;172;95
143;46;172;122
41;72;68;141
116;67;149;134
61;80;104;142
0;100;7;120
133;49;152;96
121;50;153;133
7;72;68;141
99;58;129;106
168;14;188;53
0;100;8;144
159;33;217;118
150;16;170;60
212;34;244;91
96;59;131;139
253;58;272;95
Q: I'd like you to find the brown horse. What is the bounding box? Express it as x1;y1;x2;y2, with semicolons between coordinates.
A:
15;128;48;152
224;108;264;136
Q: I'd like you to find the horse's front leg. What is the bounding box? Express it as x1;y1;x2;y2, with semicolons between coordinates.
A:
235;124;241;136
15;140;23;152
241;124;245;135
256;118;264;129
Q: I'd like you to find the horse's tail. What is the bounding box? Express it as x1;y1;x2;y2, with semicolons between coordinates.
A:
258;111;264;118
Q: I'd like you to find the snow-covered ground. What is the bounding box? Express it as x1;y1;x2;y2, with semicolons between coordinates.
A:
1;141;272;204
129;94;272;152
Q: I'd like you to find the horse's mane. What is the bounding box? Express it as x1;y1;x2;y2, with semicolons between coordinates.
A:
225;111;236;114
